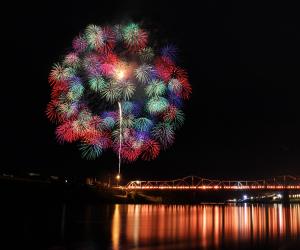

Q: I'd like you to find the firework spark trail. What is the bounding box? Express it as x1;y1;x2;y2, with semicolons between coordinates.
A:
118;101;122;175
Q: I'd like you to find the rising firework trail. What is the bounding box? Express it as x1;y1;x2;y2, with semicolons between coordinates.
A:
118;101;122;175
47;22;192;173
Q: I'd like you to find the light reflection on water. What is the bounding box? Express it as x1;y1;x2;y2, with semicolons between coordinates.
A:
111;204;300;250
5;202;300;249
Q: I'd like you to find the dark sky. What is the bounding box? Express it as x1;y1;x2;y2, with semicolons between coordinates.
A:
3;1;300;180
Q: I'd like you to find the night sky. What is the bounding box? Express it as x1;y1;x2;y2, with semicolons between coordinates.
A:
3;1;300;181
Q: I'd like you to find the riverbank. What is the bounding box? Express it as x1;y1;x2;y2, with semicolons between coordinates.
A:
2;178;300;204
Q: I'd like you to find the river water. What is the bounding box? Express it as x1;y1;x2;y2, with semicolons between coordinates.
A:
3;203;300;249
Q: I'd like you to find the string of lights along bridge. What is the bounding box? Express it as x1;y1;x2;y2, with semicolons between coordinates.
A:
122;175;300;190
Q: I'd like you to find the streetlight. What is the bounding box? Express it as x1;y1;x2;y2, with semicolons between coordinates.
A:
116;174;121;186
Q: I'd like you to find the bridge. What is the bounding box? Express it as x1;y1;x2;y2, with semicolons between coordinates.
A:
122;175;300;191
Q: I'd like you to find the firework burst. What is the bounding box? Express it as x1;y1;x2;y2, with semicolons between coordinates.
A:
47;22;191;173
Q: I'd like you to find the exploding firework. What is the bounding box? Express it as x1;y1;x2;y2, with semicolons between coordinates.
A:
47;22;192;173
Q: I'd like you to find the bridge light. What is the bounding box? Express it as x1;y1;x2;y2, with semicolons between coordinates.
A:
277;194;282;198
243;195;248;200
116;174;121;180
136;180;140;185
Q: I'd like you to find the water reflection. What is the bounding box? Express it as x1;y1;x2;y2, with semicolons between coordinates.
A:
111;204;300;249
112;204;120;250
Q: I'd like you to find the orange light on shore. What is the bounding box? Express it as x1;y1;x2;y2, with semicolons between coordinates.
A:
116;174;121;180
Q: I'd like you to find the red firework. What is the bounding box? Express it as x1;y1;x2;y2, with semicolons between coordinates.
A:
46;100;64;123
56;120;79;143
178;77;192;100
155;56;179;81
121;141;142;162
141;139;160;160
163;105;178;121
50;82;69;100
100;26;116;53
126;30;148;52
